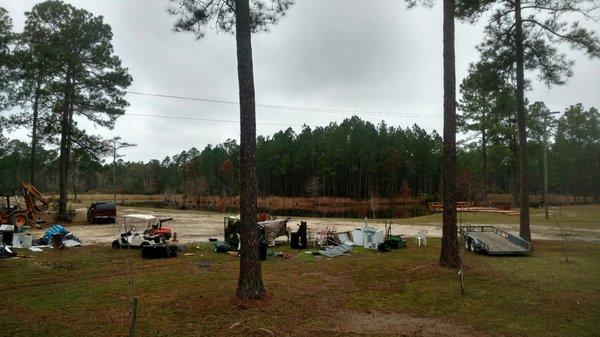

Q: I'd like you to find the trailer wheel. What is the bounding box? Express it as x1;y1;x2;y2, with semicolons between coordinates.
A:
464;239;474;252
469;240;476;252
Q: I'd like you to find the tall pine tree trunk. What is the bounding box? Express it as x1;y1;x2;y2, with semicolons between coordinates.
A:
440;0;460;268
234;0;265;299
30;81;41;186
514;0;531;242
481;115;488;201
58;76;71;221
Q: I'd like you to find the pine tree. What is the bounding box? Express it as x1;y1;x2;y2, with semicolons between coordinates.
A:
24;1;132;220
0;7;15;110
169;0;293;299
457;0;600;241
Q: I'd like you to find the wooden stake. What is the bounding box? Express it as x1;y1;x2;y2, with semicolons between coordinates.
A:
129;296;138;337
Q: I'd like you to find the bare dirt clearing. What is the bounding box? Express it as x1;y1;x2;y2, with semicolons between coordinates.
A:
328;311;487;337
30;205;600;245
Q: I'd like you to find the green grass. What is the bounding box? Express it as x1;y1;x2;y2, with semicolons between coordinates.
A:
1;239;599;336
403;204;600;229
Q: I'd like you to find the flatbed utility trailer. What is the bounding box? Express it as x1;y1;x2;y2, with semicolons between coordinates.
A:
459;225;533;255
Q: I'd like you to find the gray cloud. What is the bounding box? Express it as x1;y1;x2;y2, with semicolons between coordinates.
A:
2;0;599;162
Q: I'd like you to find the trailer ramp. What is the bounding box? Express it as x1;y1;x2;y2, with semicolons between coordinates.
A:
460;226;533;255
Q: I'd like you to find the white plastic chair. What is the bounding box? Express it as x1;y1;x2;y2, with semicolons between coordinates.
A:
415;230;428;247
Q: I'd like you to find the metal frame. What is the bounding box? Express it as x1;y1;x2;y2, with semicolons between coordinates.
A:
459;225;533;255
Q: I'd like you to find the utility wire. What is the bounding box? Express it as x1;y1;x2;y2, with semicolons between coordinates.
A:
125;91;442;118
123;112;306;127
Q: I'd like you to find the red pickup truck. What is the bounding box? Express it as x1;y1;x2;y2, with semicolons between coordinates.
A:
87;202;116;224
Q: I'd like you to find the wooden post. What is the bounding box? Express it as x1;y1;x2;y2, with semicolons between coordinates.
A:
129;296;138;337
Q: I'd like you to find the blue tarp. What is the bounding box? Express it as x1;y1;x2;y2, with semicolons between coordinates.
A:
43;225;69;243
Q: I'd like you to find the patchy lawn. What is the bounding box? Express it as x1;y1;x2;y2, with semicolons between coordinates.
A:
402;205;600;242
403;204;600;228
1;239;599;337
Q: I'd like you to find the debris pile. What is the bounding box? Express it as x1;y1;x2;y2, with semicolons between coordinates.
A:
218;216;408;260
0;223;82;259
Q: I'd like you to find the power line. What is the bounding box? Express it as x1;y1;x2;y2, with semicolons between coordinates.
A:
125;91;442;118
124;112;306;127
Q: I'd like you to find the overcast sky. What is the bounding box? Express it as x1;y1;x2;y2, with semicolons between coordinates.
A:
2;0;599;162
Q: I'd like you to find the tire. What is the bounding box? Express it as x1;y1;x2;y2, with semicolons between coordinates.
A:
9;212;28;227
112;240;120;249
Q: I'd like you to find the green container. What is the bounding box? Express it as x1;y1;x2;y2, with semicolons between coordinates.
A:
389;235;406;249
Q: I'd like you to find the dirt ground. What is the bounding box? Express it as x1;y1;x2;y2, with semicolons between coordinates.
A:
28;206;600;245
30;207;442;245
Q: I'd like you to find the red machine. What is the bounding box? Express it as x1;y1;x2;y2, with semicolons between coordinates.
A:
144;217;173;240
0;182;49;228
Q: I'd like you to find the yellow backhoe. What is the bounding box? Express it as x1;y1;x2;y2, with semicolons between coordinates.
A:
0;182;50;228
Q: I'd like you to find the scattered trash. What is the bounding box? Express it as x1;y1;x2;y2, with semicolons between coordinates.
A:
259;235;268;260
320;244;352;258
0;224;15;245
12;232;33;248
256;328;275;336
352;228;364;246
52;233;63;249
290;221;308;249
213;242;233;253
63;240;82;248
28;247;43;252
260;218;291;246
224;215;291;247
363;227;384;249
141;244;178;259
377;242;390;252
229;322;243;329
184;253;194;256
385;235;406;249
42;225;69;244
335;231;354;246
0;244;16;259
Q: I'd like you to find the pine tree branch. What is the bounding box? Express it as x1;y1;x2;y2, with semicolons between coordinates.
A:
522;18;600;55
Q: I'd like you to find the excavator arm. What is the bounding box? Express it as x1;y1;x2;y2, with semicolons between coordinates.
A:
20;182;50;220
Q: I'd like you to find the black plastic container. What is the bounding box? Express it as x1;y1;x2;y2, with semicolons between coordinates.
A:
290;232;300;249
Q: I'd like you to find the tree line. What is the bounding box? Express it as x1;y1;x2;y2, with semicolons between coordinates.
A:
0;111;598;203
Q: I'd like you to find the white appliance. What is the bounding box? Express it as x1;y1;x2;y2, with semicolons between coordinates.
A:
12;233;32;248
363;227;384;249
352;228;364;246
